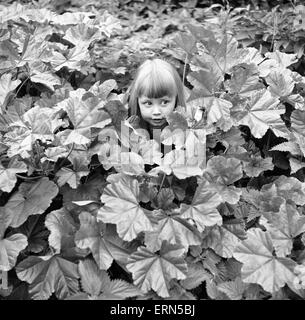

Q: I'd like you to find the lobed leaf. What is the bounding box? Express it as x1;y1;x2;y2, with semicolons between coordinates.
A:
180;178;222;232
144;209;202;252
0;158;27;193
16;254;79;300
0;233;28;272
233;228;297;293
97;175;154;241
126;242;187;298
4;177;58;228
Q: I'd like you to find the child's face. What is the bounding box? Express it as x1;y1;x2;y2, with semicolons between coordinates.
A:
138;95;176;128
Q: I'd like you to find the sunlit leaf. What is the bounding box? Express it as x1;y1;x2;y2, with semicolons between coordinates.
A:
68;259;142;299
217;277;248;300
225;64;263;97
266;69;295;97
0;73;21;106
4;177;58;228
202;220;246;258
261;175;305;206
0;233;28;272
16;254;79;300
75;212;138;270
0;158;27;192
262;203;305;257
144;209;202;252
180;178;222;232
203;156;243;204
45;208;77;254
126;242;187;298
233;89;285;139
233;228;296;293
64;24;101;48
56;95;111;145
243;156;274;177
97;175;154;241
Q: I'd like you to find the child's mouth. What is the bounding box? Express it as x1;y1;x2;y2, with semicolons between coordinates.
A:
151;119;164;125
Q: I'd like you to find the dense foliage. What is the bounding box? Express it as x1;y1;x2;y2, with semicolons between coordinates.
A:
1;0;305;300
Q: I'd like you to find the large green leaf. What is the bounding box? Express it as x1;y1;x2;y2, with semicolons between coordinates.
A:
144;209;202;252
0;158;27;193
150;148;205;179
266;69;295;97
30;72;61;91
97;175;154;241
0;207;12;239
67;259;142;300
205;156;243;185
291;110;305;138
217;277;248;300
192;31;241;75
75;211;138;270
0;233;28;272
205;97;233;125
225;64;263;97
180;262;212;290
51;45;91;72
13;215;48;254
265;51;298;69
180;178;222;232
45;208;78;254
233;89;286;139
55;152;90;189
89;79;118;101
3;106;61;158
242;156;274;177
241;186;285;215
22;105;59;141
56;95;111;145
203;156;243;204
0;73;21;107
4;177;58;228
202;221;246;258
126;242;187;298
261;175;305;206
187;69;222;97
262;203;305;257
64;24;101;48
233;228;296;293
16;254;79;300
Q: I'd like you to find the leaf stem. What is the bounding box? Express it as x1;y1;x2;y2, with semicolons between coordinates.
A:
157;172;167;195
182;53;188;87
13;75;30;99
34;140;42;170
15;174;43;180
57;142;75;170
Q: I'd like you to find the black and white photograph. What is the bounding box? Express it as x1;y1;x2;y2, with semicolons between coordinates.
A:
0;0;305;308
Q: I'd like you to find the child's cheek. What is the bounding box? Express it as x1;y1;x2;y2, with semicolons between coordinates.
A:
139;105;152;119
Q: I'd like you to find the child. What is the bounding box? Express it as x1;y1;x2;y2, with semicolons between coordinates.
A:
127;58;186;137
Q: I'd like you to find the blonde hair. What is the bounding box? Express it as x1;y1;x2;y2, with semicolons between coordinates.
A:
127;58;186;117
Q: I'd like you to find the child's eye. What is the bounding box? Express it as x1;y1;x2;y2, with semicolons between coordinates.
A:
161;100;170;105
142;101;152;106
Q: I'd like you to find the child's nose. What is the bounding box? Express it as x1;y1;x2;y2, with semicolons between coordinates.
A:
152;104;161;115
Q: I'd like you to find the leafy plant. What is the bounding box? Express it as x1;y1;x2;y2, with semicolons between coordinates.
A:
1;1;305;301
